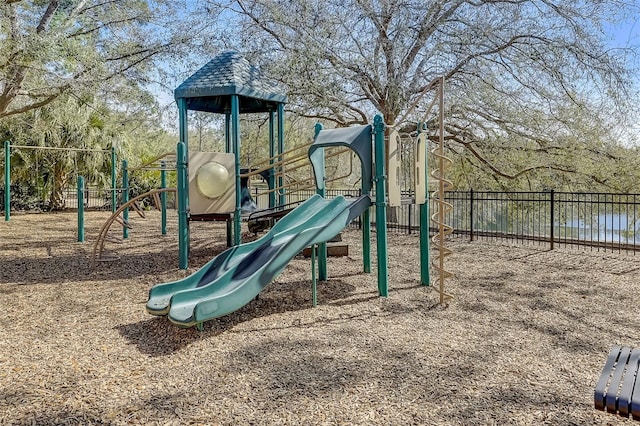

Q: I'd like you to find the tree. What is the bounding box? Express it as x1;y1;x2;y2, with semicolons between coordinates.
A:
1;93;120;208
209;0;640;190
0;88;180;209
0;0;210;120
0;1;231;207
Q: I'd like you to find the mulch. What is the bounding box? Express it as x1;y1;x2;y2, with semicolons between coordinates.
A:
0;210;638;425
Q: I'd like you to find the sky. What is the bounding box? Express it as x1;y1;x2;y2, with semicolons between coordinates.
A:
608;17;640;50
606;17;640;140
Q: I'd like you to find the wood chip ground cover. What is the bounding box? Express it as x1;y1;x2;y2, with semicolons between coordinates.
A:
0;210;638;425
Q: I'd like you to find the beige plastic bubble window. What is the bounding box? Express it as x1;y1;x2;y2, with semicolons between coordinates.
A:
189;152;236;215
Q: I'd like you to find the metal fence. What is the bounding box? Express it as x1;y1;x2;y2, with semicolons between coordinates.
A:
3;185;639;252
250;188;640;252
0;186;177;212
380;190;640;253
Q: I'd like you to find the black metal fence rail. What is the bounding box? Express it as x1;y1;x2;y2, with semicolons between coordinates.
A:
3;185;639;253
253;188;640;252
0;186;177;212
382;191;640;253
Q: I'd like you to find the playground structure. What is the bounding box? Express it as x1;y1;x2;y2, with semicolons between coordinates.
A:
1;50;454;323
168;50;377;269
141;50;453;328
147;118;396;328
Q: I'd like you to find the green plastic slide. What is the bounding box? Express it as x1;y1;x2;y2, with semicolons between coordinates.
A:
146;194;371;328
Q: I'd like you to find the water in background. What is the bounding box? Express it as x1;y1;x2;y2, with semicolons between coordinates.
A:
562;214;640;244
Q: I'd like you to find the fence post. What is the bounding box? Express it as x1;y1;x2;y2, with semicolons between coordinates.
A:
122;160;129;240
469;189;474;242
160;160;167;236
550;190;555;250
111;146;117;213
4;140;10;222
77;176;85;242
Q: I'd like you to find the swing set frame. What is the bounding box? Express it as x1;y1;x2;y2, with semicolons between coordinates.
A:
3;141;118;221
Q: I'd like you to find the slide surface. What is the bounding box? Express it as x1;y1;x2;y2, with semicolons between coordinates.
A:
146;194;371;327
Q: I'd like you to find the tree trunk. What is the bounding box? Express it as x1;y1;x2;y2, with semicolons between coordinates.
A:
49;162;68;210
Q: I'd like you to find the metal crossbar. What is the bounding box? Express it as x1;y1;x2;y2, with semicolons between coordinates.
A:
9;144;111;153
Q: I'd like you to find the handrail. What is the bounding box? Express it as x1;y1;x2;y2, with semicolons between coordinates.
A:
129;152;175;172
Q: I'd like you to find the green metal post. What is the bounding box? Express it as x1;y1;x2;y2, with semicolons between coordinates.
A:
4;141;10;222
177;99;190;268
268;111;276;209
161;160;167;236
277;103;285;207
111;146;117;213
225;113;231;153
373;115;389;297
77;176;85;242
363;204;371;273
225;112;233;246
231;95;241;246
177;142;188;269
419;125;430;286
313;123;328;280
420;203;430;285
311;244;317;307
122;160;129;239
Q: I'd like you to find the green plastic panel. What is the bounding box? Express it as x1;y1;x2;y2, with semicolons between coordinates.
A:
309;125;373;194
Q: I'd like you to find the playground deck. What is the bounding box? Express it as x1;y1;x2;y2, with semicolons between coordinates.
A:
0;210;638;425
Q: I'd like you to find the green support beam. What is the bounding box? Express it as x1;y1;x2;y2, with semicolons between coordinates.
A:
373;115;389;297
313;123;328;280
311;244;317;307
122;160;129;240
277;103;285;207
177;142;188;269
225;113;231;153
268;111;276;209
418;124;430;286
225;112;232;246
111;146;117;214
420;203;430;285
231;95;241;246
161;160;167;236
177;99;189;269
77;176;85;242
4;141;9;222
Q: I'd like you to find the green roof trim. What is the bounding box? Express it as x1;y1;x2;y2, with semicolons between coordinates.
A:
174;51;287;114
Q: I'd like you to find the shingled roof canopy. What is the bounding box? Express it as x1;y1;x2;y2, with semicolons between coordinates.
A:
174;51;287;114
